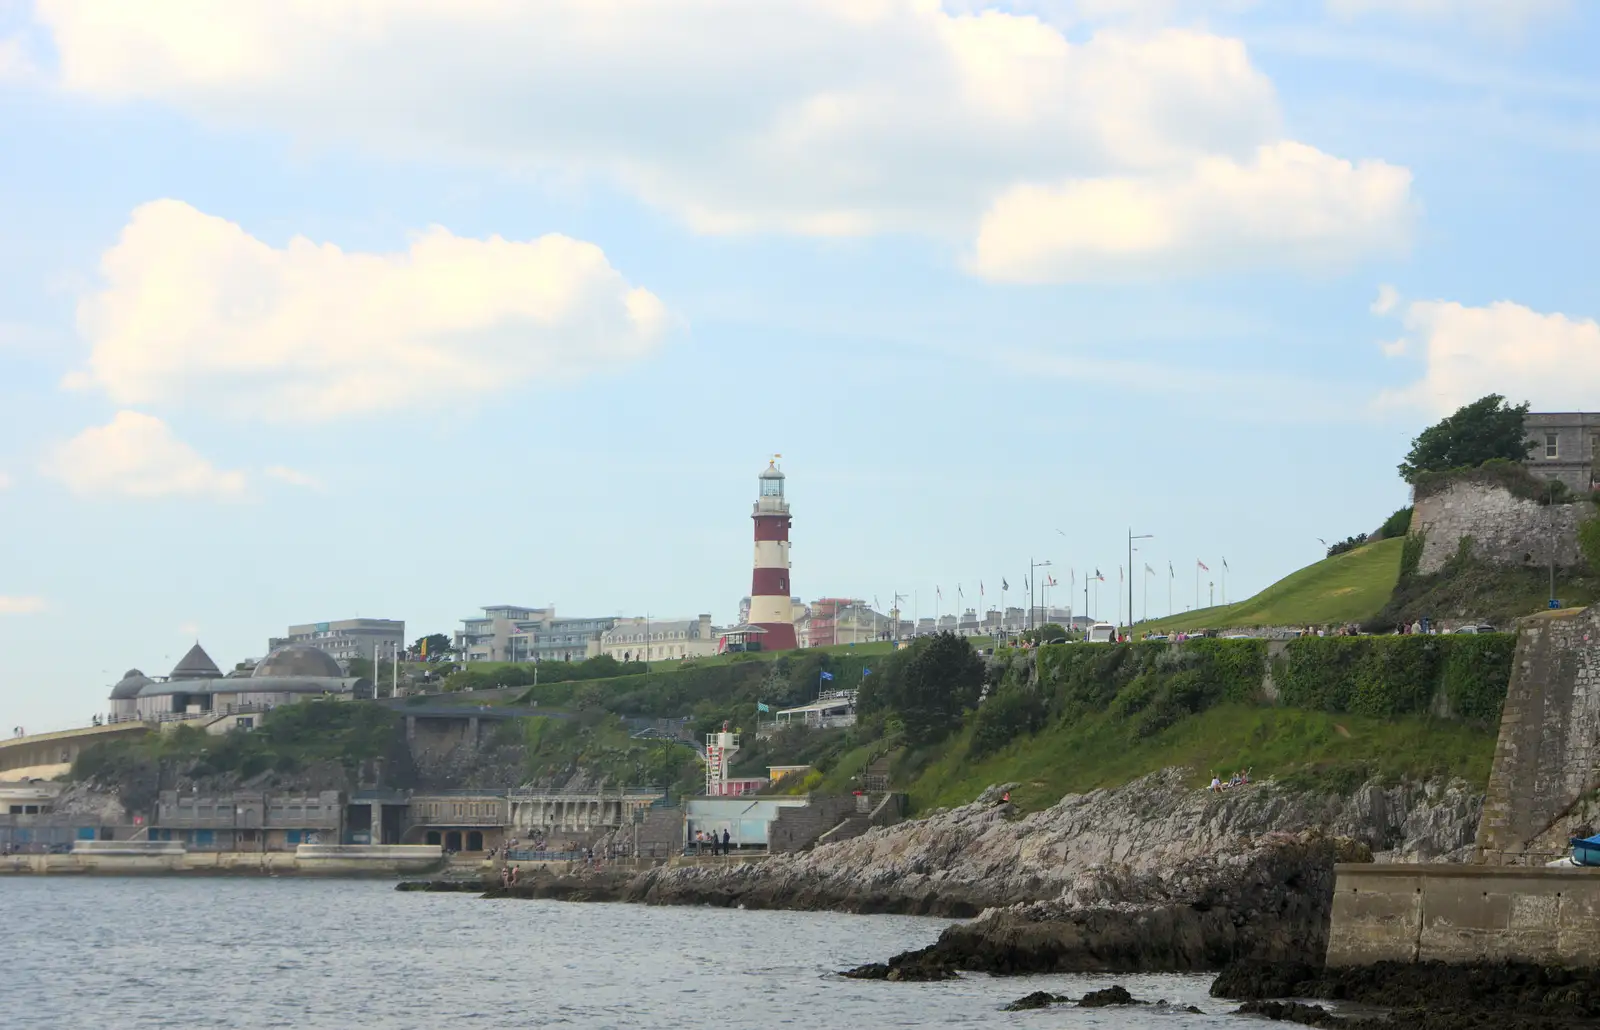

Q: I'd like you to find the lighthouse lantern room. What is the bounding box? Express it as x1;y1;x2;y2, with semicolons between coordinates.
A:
749;457;798;651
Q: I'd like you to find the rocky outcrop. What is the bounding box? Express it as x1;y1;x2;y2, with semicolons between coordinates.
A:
625;769;1479;917
844;830;1365;977
1216;959;1600;1029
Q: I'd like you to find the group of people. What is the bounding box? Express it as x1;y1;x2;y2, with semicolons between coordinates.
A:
498;863;521;887
693;829;733;856
1207;769;1252;793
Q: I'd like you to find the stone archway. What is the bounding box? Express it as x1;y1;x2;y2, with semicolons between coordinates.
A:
445;830;462;852
466;830;483;852
425;830;441;846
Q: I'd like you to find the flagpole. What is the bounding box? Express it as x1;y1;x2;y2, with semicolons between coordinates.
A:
1195;561;1200;611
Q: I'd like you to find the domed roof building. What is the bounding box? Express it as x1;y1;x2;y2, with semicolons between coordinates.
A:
107;669;155;719
110;641;372;723
253;644;344;679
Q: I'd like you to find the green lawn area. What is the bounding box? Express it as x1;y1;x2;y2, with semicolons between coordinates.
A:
908;700;1496;813
1139;538;1404;633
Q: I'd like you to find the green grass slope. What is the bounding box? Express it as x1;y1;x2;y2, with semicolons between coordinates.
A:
907;701;1496;813
1140;538;1403;632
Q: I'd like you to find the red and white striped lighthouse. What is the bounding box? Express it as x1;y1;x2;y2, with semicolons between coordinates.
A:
750;458;797;651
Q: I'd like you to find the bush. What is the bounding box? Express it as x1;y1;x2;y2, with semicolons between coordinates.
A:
1399;531;1426;583
969;685;1048;758
1326;535;1367;558
1277;634;1512;724
1580;518;1600;573
1379;506;1413;539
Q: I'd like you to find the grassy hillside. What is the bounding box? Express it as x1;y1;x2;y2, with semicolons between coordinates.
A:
1140;538;1404;632
906;702;1496;812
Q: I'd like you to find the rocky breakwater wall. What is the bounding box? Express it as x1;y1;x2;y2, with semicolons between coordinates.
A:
627;769;1481;920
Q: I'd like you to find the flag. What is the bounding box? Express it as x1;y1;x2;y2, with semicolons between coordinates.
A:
1119;565;1124;583
1145;563;1155;575
1169;561;1175;579
820;670;835;681
980;581;985;597
1095;569;1105;582
1223;557;1230;571
420;639;427;658
1047;574;1056;587
1002;578;1009;591
1198;559;1210;571
862;668;871;677
757;702;770;713
958;584;964;599
936;586;943;600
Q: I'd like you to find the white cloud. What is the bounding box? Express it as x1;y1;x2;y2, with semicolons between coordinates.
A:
67;200;668;420
1371;283;1400;315
1326;0;1571;32
44;411;248;499
29;1;1410;279
1379;337;1408;357
264;466;321;491
969;142;1411;281
0;596;48;615
0;36;37;83
1378;299;1600;414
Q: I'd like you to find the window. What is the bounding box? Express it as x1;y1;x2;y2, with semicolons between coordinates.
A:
1547;433;1559;458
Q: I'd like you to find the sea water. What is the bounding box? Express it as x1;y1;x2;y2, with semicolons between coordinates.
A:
1;878;1248;1027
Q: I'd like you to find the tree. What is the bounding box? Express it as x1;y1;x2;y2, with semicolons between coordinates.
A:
412;633;451;661
1399;394;1533;484
891;632;985;747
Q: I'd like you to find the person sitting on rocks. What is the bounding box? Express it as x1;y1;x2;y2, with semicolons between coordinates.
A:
1208;774;1223;793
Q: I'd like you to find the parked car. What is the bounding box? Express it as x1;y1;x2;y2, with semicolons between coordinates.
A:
1087;622;1118;643
1451;624;1496;634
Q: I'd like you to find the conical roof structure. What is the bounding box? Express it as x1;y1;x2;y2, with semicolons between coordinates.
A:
169;643;221;681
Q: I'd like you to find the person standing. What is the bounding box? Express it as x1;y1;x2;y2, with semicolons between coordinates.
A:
722;828;731;856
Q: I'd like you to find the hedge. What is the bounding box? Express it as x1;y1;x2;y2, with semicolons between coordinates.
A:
1277;634;1513;724
1030;638;1268;737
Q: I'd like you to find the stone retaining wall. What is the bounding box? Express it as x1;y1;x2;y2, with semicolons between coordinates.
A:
1412;481;1585;576
1326;864;1600;967
1476;606;1600;864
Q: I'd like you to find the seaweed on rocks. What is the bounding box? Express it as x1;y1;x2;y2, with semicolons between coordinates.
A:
1214;960;1600;1030
1001;991;1071;1011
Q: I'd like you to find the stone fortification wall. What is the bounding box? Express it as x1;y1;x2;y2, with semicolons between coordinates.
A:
1476;606;1600;864
1327;864;1600;966
1412;481;1585;576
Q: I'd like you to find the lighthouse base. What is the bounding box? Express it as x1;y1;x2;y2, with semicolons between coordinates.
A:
752;622;798;651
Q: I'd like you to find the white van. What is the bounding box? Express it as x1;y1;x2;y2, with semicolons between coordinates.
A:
1087;622;1118;643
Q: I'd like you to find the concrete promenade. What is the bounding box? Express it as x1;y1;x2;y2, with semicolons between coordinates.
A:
2;843;446;877
1327;863;1600;967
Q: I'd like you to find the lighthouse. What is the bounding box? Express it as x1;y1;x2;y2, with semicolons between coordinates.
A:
749;458;798;651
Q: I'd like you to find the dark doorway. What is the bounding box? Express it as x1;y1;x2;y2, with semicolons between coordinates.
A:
466;831;483;851
425;830;441;846
445;830;462;852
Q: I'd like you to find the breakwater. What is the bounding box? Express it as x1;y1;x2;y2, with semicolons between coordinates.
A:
2;842;445;877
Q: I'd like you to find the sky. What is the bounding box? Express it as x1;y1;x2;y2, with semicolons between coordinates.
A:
2;0;1599;732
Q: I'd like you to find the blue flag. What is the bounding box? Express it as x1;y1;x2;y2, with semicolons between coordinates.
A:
862;668;871;677
820;670;834;681
757;702;770;713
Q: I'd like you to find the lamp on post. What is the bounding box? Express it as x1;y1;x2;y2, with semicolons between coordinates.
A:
1029;559;1053;632
1128;530;1153;633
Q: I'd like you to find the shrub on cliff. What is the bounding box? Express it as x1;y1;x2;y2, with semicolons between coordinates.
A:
969;685;1048;758
1277;635;1512;724
1399;393;1531;485
877;632;985;747
1580;517;1600;573
1379;506;1413;539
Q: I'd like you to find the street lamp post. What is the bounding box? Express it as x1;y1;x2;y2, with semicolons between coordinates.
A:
1128;530;1153;633
1029;559;1053;632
